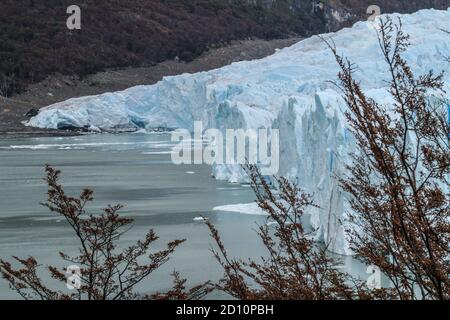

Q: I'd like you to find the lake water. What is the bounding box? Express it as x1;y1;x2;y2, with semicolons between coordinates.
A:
0;132;367;299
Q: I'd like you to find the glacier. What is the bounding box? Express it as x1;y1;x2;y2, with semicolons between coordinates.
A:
27;9;450;255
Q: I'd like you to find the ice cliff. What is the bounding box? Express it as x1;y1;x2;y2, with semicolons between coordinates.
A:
27;9;450;254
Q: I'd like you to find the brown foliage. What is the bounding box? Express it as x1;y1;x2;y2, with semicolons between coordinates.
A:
327;17;450;300
205;164;373;300
0;165;210;300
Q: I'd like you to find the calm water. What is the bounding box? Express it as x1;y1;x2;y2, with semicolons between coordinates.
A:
0;133;367;299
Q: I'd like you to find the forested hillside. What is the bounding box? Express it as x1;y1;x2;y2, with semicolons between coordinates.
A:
0;0;448;95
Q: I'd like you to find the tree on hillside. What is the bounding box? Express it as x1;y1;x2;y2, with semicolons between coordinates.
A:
0;73;15;97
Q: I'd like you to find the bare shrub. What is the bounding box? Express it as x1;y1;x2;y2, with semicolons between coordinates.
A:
0;165;210;300
326;17;449;300
205;164;377;300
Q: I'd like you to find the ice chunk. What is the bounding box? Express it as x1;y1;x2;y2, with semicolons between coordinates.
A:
213;203;268;216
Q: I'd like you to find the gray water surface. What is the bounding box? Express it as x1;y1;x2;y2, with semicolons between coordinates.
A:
0;133;367;299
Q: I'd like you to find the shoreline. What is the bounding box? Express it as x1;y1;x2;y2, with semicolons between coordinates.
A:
0;37;301;139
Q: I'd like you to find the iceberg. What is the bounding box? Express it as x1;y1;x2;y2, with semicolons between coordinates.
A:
27;9;450;254
213;203;268;216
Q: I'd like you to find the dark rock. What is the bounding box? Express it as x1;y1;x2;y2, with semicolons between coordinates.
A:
25;108;39;118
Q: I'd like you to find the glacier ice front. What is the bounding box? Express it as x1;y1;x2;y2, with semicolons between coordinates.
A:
27;9;450;255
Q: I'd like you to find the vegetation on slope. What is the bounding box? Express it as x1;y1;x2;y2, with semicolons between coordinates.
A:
0;0;448;96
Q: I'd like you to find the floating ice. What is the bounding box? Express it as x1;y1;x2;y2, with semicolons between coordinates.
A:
193;217;208;222
213;203;268;216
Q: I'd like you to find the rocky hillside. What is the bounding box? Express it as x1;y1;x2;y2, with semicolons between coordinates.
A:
0;0;448;96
